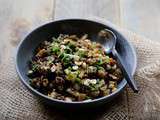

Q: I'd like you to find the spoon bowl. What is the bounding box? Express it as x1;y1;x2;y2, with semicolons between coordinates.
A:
97;29;117;54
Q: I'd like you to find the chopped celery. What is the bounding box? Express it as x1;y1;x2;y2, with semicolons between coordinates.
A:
65;71;78;81
51;43;60;54
105;56;110;63
97;57;103;65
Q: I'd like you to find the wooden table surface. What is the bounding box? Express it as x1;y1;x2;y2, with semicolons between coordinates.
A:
0;0;160;119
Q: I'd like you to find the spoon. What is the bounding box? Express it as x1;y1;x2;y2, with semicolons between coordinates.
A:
97;29;138;93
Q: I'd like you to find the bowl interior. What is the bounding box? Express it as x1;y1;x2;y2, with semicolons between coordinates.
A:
16;19;136;104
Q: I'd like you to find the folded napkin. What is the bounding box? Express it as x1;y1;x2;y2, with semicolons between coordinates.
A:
0;18;160;120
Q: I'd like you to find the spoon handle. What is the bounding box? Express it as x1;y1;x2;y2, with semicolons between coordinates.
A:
112;49;138;93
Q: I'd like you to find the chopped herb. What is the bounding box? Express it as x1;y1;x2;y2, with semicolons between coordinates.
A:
97;57;103;65
61;54;72;65
76;49;87;58
105;56;110;63
51;43;60;54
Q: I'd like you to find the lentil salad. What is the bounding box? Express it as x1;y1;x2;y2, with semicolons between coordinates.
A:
28;33;123;102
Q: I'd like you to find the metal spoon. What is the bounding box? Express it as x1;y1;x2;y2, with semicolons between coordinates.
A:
97;29;138;93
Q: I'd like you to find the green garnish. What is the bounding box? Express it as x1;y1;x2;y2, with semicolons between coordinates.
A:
105;56;110;63
51;43;60;54
75;78;81;84
31;64;39;72
76;49;87;58
65;71;78;81
97;57;103;65
64;46;72;54
61;53;72;65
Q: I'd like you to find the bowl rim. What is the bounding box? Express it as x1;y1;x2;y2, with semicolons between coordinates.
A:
16;18;137;104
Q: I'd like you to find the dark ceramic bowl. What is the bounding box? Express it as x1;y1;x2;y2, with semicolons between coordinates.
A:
16;19;137;109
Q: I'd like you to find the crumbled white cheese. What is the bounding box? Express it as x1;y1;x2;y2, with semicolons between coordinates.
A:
72;65;78;70
51;65;56;72
75;61;82;66
64;97;72;102
83;79;97;86
73;55;80;61
90;79;97;84
82;62;87;68
79;48;85;51
60;45;66;49
83;79;90;86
